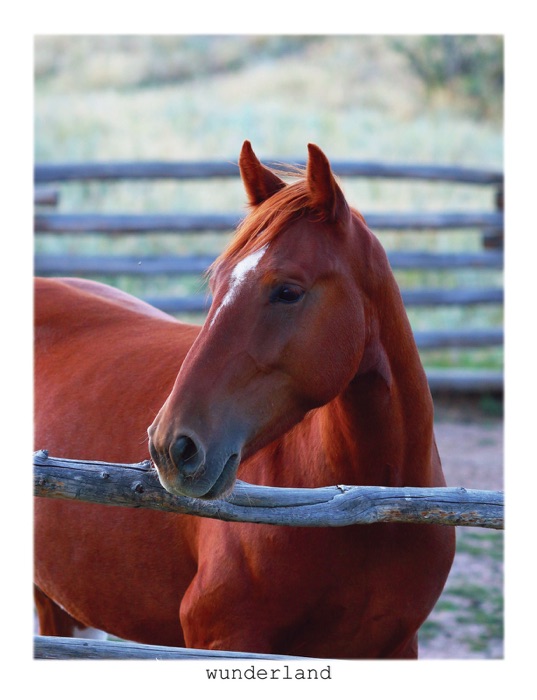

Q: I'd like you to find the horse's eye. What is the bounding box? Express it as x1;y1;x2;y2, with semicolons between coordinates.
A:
271;284;305;304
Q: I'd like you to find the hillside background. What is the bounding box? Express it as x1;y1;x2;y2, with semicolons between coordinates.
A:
35;35;502;160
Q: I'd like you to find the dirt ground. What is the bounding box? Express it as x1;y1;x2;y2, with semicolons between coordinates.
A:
419;397;504;659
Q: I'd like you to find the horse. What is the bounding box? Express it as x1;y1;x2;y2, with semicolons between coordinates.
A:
34;141;455;658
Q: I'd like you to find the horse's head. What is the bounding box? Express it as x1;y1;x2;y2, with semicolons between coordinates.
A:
148;141;383;499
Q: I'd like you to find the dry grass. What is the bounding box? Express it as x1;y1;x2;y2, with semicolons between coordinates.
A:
34;35;502;163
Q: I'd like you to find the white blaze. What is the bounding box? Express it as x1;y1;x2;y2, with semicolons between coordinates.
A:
210;244;268;327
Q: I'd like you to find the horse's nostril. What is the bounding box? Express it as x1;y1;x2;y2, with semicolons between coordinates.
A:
170;435;203;475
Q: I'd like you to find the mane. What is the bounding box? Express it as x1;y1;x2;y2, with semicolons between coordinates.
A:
208;168;367;280
208;173;314;277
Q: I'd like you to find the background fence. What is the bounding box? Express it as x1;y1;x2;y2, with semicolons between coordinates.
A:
33;450;504;529
34;157;504;395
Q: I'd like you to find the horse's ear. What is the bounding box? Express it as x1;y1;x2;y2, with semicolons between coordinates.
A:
239;140;286;206
306;143;349;222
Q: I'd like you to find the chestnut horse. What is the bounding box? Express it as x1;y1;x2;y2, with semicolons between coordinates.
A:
34;141;455;658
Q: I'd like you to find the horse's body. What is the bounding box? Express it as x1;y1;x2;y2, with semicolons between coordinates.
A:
34;142;455;658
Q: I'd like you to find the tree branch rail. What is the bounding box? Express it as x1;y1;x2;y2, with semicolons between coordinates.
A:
33;450;504;529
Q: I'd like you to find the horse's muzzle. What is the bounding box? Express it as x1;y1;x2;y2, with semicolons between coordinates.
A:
148;429;241;500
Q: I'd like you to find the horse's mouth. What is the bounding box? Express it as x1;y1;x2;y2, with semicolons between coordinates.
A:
152;447;241;501
196;452;241;500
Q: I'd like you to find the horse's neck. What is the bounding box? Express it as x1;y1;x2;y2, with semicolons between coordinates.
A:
316;284;440;489
251;233;443;491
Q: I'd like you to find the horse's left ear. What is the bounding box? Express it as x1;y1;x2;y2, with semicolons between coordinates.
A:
239;140;286;206
306;143;350;222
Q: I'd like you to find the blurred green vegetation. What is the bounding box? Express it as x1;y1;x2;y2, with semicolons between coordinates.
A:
390;36;502;120
34;35;502;121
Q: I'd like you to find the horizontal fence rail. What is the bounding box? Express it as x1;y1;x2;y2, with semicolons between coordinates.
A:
34;636;312;661
34;211;504;234
139;287;503;314
34;451;504;530
425;368;502;393
34;160;504;184
413;329;503;349
33;250;504;276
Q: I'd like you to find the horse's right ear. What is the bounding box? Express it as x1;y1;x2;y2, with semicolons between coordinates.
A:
239;140;286;206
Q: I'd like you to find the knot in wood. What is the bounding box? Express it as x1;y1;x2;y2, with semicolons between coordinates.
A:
133;481;145;494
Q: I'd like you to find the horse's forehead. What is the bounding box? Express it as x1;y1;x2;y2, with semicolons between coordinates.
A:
269;220;341;269
209;245;269;327
230;245;268;283
215;211;346;287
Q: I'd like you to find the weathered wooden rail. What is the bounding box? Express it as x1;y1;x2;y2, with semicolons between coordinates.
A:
33;447;504;660
34;249;503;276
33;450;504;530
34;210;503;234
131;287;503;316
34;156;504;393
34;636;311;661
33;159;504;184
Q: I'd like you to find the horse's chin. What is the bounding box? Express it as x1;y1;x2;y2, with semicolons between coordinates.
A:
157;452;241;501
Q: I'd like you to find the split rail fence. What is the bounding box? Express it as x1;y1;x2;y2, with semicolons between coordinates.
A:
34;157;504;395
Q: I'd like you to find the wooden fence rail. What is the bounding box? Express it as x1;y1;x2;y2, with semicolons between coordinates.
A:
34;636;311;661
33;250;504;276
34;159;504;184
137;287;502;315
34;211;503;234
33;450;504;530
